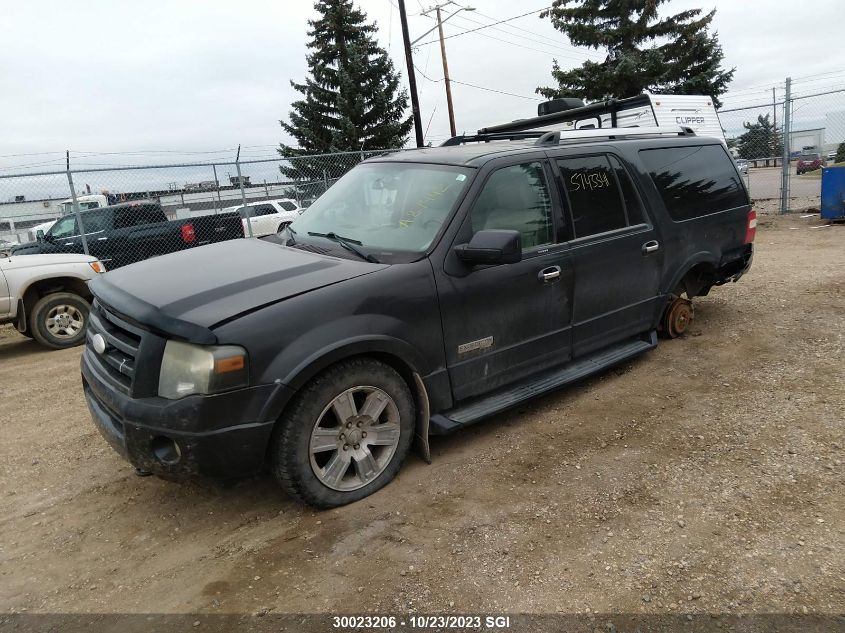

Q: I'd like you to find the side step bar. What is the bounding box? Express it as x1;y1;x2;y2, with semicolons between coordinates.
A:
430;331;657;434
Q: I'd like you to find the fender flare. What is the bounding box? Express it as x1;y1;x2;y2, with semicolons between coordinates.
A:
258;336;434;462
665;252;718;296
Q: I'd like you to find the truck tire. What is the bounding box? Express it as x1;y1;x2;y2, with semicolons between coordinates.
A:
29;292;90;350
271;358;415;508
277;222;290;233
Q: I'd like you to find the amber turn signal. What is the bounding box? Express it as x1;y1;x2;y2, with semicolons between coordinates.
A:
215;355;245;374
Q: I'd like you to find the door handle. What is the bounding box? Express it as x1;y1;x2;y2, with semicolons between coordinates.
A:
642;240;659;254
538;265;561;282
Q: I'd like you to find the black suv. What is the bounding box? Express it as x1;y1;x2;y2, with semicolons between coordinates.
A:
82;128;754;508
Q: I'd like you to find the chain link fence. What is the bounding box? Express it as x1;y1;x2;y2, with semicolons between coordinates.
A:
718;79;845;215
4;83;844;264
0;150;391;265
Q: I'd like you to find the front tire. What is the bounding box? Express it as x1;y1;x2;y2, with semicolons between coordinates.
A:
29;292;90;349
271;358;415;508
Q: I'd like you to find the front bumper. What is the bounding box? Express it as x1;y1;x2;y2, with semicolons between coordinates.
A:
81;350;291;478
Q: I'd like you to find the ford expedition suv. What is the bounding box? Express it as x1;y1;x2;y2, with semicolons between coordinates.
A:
82;126;754;508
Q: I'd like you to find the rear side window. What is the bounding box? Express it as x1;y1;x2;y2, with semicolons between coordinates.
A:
557;155;627;237
608;155;644;225
639;145;747;221
253;204;276;217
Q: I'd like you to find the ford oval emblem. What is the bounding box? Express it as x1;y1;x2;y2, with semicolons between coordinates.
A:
92;333;107;354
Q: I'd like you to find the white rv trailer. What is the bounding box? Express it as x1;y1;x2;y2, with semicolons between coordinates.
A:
479;93;726;144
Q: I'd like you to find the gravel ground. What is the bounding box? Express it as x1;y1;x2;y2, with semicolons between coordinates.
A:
0;213;843;620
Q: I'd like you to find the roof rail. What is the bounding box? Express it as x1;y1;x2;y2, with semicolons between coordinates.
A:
441;125;696;148
533;125;696;146
440;131;549;146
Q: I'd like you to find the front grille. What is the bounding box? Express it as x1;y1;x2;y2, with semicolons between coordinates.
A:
86;301;146;395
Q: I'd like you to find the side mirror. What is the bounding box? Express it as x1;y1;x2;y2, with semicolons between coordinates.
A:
36;229;45;243
454;229;522;266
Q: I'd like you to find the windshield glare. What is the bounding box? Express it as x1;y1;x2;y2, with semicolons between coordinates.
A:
290;162;472;256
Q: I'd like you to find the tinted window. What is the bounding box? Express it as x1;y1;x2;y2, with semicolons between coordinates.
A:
639;145;747;221
80;210;109;233
608;155;645;225
49;216;77;238
113;208;136;229
278;201;297;211
557;156;626;237
470;162;554;251
256;204;277;216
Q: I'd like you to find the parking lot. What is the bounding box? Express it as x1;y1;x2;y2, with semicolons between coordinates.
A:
1;213;843;617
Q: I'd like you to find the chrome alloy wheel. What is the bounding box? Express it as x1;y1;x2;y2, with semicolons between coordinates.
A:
309;386;402;491
45;304;85;339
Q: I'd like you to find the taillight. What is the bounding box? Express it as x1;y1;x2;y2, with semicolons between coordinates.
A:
744;210;757;244
181;223;196;243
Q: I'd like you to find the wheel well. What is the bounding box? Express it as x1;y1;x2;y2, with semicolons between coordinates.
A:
676;263;716;298
265;351;429;461
21;277;92;321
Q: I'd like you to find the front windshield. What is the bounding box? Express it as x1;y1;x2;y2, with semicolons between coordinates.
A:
290;162;473;258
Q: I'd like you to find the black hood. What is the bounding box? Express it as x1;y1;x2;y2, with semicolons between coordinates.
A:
90;238;385;342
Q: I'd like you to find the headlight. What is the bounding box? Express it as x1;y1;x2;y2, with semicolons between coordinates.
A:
158;340;249;399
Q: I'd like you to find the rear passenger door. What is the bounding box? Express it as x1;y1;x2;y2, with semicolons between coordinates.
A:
245;204;278;236
553;153;663;357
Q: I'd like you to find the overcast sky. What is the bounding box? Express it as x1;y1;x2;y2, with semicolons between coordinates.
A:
1;0;843;172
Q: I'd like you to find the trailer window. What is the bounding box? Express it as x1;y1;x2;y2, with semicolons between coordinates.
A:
640;145;747;221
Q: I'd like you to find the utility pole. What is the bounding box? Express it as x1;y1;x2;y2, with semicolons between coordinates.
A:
435;6;456;137
398;0;424;147
414;3;474;140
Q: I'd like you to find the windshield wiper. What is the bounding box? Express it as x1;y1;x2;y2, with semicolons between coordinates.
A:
307;231;380;263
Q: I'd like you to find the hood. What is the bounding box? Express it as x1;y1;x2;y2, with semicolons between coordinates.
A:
1;253;98;270
90;238;386;338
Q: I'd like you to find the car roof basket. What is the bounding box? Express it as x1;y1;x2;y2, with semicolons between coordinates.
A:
440;125;696;148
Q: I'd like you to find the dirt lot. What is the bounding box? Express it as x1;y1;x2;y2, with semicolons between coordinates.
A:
1;214;843;619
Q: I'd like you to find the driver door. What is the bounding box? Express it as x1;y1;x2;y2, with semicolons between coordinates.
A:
43;215;81;253
435;159;574;402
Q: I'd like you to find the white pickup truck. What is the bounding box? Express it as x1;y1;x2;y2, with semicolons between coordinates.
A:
0;253;105;349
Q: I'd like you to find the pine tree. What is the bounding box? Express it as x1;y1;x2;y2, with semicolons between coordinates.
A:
537;1;735;107
736;114;782;160
279;0;413;186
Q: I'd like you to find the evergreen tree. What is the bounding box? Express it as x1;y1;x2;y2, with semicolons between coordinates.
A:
835;142;845;164
736;114;782;159
537;1;735;107
279;0;413;187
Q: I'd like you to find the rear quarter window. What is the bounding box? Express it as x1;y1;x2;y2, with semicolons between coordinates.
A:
639;145;748;221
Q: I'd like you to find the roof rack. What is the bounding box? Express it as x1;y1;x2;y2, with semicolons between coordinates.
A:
440;131;550;146
440;125;696;148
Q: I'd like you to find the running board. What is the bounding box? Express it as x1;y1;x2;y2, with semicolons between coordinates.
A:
430;331;657;434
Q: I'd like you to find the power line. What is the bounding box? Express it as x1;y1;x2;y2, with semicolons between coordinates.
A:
414;6;551;46
432;15;595;62
414;64;541;100
457;8;600;59
450;79;542;101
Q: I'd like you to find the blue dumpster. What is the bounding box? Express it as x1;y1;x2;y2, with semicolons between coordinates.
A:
820;166;845;220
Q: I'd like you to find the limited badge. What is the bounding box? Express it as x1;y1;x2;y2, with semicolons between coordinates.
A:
458;336;493;354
